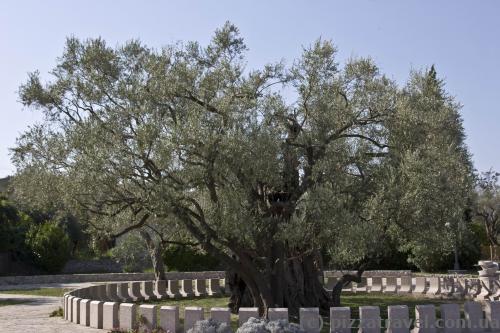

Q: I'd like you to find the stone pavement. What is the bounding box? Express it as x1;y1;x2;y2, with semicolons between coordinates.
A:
0;286;103;333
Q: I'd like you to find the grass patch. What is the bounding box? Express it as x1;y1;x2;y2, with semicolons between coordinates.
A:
0;299;28;307
49;306;64;317
0;287;69;297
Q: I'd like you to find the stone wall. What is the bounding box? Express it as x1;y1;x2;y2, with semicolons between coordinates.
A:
0;271;226;286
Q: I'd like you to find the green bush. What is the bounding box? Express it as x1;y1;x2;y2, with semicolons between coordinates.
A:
109;231;151;272
25;222;71;273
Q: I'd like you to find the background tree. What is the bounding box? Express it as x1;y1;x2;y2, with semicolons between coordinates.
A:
12;23;474;314
475;169;500;259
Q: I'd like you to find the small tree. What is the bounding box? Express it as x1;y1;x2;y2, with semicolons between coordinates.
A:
476;170;500;259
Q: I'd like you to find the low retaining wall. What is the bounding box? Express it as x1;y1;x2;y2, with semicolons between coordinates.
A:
0;271;226;286
0;270;414;286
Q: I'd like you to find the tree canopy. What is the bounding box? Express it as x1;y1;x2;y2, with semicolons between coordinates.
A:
12;23;474;313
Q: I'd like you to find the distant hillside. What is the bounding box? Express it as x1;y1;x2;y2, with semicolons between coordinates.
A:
0;176;11;193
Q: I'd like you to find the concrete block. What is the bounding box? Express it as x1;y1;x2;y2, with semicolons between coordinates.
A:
371;277;383;292
180;279;194;298
268;308;288;321
207;279;221;297
299;307;320;333
355;277;368;292
169;280;181;299
117;282;132;302
72;297;81;323
106;283;121;301
160;306;179;333
103;302;119;330
96;284;108;301
80;299;91;326
384;277;397;293
427;278;441;295
413;304;436;333
464;301;483;333
330;307;351;333
156;280;168;299
90;300;104;329
399;277;412;293
119;303;137;331
141;281;159;301
387;305;410;333
239;307;259;326
194;279;207;297
185;306;203;332
485;301;500;330
359;306;380;333
129;281;145;302
414;277;427;294
139;304;158;332
67;296;74;322
211;307;230;325
441;303;461;333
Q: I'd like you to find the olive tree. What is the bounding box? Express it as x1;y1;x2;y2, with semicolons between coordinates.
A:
12;23;473;314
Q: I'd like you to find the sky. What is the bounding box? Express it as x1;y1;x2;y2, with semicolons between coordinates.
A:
0;0;499;177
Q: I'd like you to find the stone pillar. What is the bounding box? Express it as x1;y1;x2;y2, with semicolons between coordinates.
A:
180;280;194;298
72;297;81;323
90;300;104;329
96;284;108;301
156;280;168;300
268;308;288;321
387;305;410;333
169;280;181;299
299;307;320;333
80;299;91;326
119;303;137;331
427;277;441;295
117;282;132;302
384;277;397;293
129;281;145;302
370;277;383;292
106;283;121;302
160;306;179;333
485;301;500;331
139;304;158;332
194;279;207;297
239;307;259;326
211;307;231;325
359;306;380;333
399;276;412;293
207;279;221;297
440;303;461;333
413;304;436;333
184;306;203;332
414;277;427;294
103;302;119;330
355;277;368;292
67;296;74;322
141;281;159;301
464;301;483;333
330;307;351;333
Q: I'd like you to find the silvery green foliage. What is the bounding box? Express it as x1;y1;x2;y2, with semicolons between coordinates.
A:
236;318;305;333
187;319;232;333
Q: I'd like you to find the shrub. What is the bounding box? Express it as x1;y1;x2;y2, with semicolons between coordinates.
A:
236;318;305;333
25;221;71;273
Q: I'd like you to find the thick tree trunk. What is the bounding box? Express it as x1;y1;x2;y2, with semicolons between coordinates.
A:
228;252;335;316
140;230;166;281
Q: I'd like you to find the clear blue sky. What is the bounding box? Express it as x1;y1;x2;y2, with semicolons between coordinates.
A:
1;0;499;177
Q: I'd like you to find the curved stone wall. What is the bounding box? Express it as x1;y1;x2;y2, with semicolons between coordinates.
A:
62;275;496;331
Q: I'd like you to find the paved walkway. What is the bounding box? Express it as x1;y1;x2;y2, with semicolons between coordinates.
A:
0;285;103;333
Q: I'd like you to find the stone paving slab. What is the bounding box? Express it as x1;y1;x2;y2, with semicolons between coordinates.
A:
0;293;103;332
